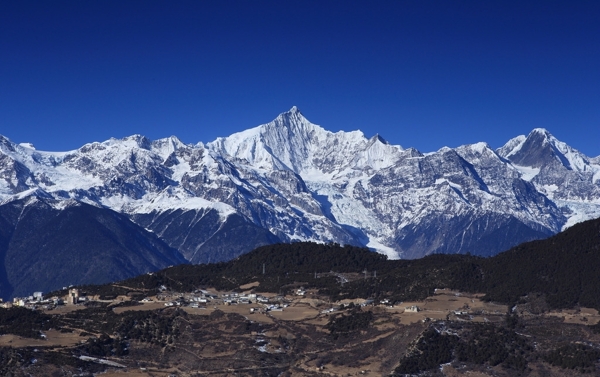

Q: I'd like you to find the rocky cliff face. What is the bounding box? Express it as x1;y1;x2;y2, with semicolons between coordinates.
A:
1;108;598;265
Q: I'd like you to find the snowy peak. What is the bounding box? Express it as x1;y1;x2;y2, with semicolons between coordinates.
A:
497;135;526;159
351;133;403;171
370;134;388;145
259;106;325;171
499;128;589;172
459;141;493;154
531;127;552;137
209;108;338;173
276;105;304;123
456;142;502;165
118;134;153;150
208;108;406;176
150;136;187;160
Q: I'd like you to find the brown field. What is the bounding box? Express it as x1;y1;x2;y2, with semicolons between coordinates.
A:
43;303;87;314
0;329;84;348
386;290;508;324
239;281;260;290
269;303;319;321
112;301;166;314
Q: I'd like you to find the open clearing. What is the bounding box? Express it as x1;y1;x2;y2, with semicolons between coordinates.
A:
0;329;83;348
387;289;508;324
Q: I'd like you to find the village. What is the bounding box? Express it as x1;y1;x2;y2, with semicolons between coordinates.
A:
1;283;529;325
4;281;600;329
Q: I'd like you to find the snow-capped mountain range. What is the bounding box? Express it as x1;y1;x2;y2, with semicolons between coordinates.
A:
2;107;600;262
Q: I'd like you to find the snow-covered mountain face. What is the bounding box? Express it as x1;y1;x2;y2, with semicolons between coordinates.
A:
1;108;599;261
497;128;600;229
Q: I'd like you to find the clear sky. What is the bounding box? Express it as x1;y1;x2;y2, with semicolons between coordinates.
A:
1;1;599;156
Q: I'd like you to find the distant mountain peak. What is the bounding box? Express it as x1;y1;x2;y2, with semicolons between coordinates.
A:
120;134;152;149
497;128;592;175
530;128;551;137
370;133;388;145
271;106;312;129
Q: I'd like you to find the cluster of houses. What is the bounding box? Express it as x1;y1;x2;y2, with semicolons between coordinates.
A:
152;289;290;312
2;291;58;309
2;286;295;313
0;288;89;310
2;284;471;321
1;284;402;316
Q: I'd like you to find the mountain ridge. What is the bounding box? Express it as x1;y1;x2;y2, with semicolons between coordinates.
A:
1;107;599;266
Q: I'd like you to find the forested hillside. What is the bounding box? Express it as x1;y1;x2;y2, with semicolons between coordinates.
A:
72;216;600;311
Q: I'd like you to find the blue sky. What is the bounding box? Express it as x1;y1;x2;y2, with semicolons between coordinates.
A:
1;1;599;156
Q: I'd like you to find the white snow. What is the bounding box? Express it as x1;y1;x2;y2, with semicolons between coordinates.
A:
366;239;401;260
435;178;462;190
558;200;600;230
541;184;559;197
497;135;526;158
78;356;126;368
469;142;490;153
512;165;540;181
18;142;36;150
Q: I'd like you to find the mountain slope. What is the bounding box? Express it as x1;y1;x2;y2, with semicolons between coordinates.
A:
131;209;281;264
480;216;600;308
0;197;186;299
